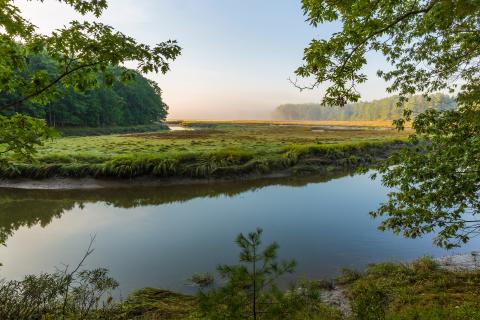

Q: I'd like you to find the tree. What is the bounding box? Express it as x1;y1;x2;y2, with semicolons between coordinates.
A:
0;0;181;162
272;93;455;121
191;228;330;320
1;55;170;128
296;0;480;248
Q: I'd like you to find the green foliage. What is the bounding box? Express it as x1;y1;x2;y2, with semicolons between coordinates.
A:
273;94;455;121
0;0;180;162
193;228;337;320
0;1;180;108
0;113;57;163
0;124;407;179
299;1;480;248
0;56;170;127
189;273;215;287
373;105;480;248
119;288;198;320
336;268;362;286
297;0;479;106
351;283;388;320
0;267;118;319
0;140;402;179
346;257;480;320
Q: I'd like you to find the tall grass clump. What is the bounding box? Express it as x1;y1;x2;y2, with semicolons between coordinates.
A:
346;257;480;320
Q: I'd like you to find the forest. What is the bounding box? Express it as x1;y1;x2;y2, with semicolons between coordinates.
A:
0;55;168;128
272;93;456;121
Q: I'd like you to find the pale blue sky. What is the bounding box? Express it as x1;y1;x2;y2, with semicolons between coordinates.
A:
17;0;390;119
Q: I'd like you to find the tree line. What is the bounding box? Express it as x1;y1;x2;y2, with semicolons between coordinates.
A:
0;55;168;128
272;93;456;121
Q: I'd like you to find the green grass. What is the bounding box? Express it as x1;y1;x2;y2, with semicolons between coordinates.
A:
117;258;480;319
119;287;343;320
342;257;480;319
2;123;410;179
119;288;199;319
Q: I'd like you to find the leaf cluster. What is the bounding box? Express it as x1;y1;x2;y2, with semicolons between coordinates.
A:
0;113;57;164
373;103;480;248
299;1;480;248
298;0;480;107
194;228;332;319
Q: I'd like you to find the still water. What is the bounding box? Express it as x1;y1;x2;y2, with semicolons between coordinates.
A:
0;172;477;295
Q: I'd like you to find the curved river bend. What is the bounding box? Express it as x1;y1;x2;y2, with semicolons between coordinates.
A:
0;172;477;294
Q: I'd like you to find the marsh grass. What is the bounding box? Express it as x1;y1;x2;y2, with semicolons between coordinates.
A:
2;123;409;179
347;257;480;320
114;257;480;319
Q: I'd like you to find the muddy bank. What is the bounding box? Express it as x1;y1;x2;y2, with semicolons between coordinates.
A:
0;171;302;190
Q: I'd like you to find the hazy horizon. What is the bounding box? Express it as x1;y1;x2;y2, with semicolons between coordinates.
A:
16;0;391;120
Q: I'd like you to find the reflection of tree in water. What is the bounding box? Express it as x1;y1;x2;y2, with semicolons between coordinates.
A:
0;170;352;244
0;199;76;245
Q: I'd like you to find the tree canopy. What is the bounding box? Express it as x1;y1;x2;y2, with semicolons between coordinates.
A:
0;0;180;162
298;0;480;248
273;94;455;121
0;55;169;127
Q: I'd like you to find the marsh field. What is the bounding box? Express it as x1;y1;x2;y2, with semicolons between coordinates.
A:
2;121;480;319
2;120;409;180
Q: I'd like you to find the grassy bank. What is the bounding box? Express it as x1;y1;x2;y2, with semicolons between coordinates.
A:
340;257;480;319
117;257;480;319
1;122;409;179
119;287;342;320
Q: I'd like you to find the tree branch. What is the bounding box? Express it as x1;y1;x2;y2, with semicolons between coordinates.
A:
0;59;110;112
339;0;440;73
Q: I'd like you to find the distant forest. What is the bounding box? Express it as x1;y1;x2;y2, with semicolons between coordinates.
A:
0;55;168;128
272;94;456;121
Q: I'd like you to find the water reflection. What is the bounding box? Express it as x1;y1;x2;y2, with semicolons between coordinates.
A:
0;171;476;295
0;171;349;244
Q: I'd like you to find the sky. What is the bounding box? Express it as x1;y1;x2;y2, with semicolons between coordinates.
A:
16;0;391;120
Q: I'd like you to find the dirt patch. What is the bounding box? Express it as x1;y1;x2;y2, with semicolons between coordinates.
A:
321;287;351;318
128;129;225;140
436;251;480;271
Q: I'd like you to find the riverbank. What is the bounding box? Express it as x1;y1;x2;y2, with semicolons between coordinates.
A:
118;254;480;319
0;122;408;183
0;140;402;185
317;252;480;318
0;168;344;190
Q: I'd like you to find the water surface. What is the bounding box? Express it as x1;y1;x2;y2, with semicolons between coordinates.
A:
0;172;476;295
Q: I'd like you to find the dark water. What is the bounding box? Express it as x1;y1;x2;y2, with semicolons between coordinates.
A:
0;172;477;295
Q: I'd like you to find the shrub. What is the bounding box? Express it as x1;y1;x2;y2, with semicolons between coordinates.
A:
336;268;362;285
193;228;340;320
351;283;388;320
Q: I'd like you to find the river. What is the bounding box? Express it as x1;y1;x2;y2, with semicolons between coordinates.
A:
0;171;476;295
